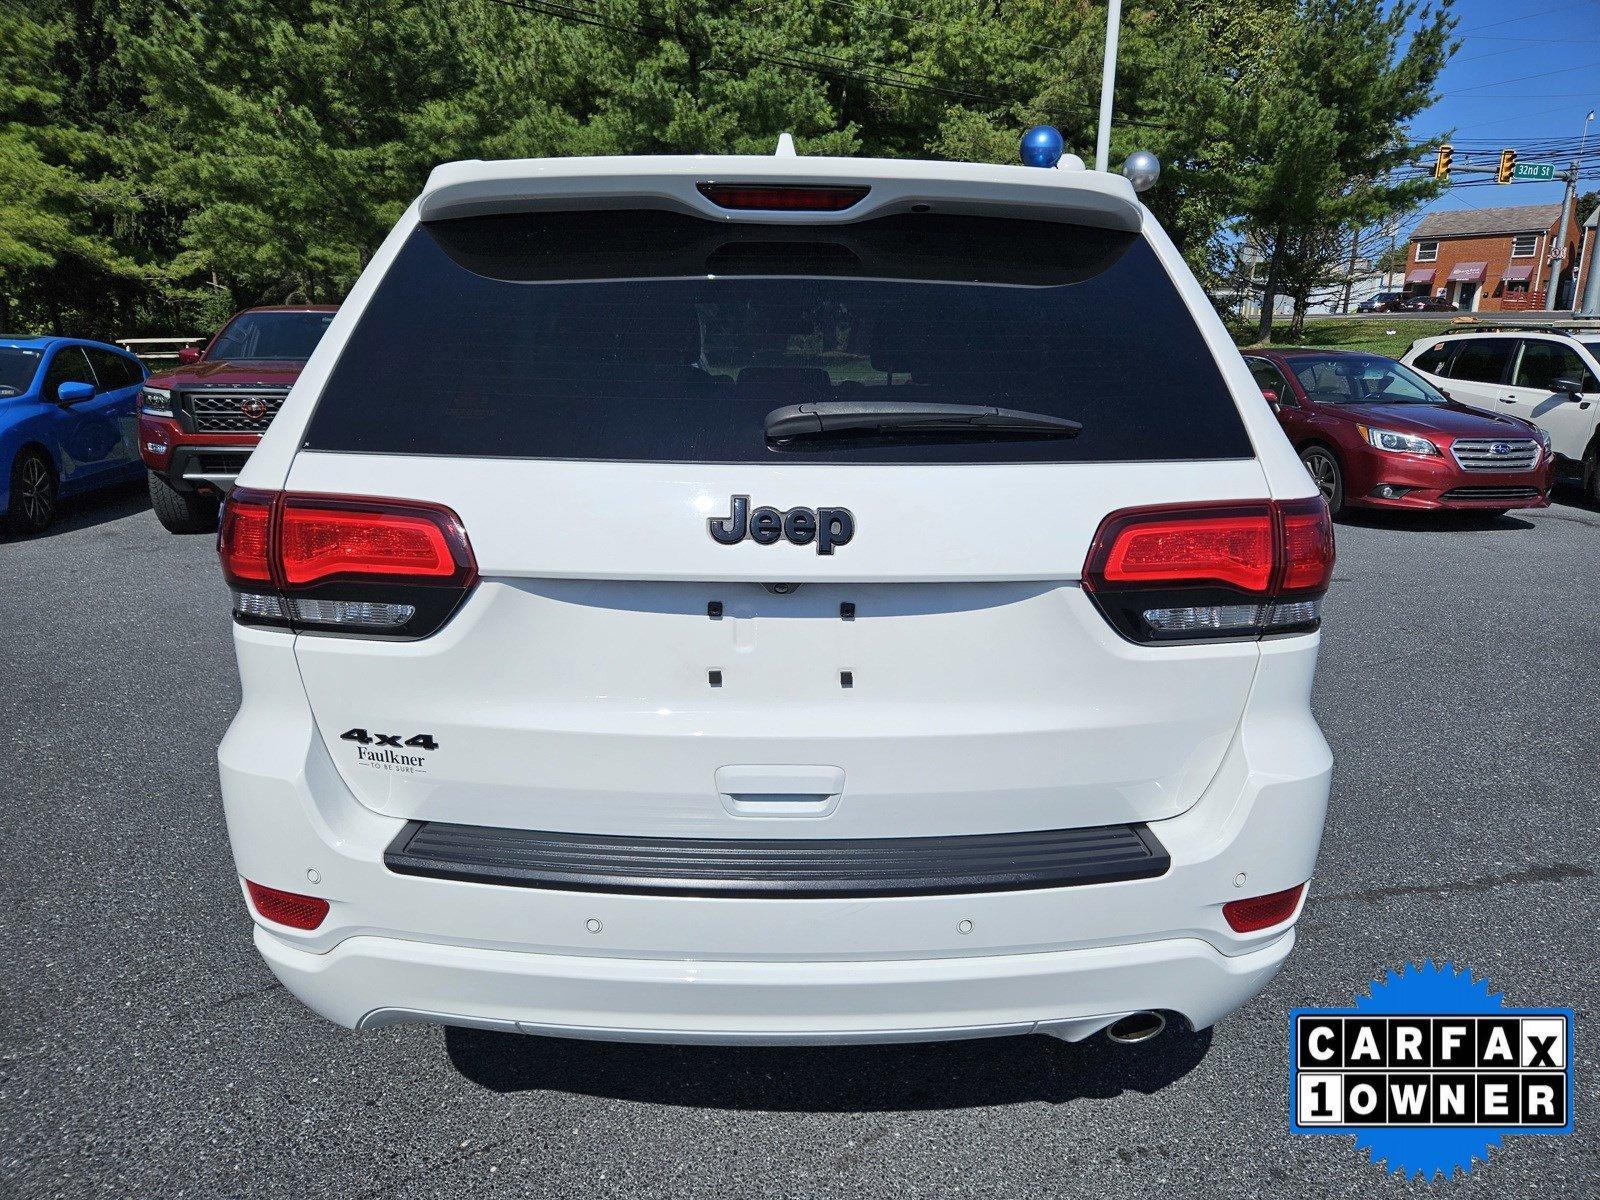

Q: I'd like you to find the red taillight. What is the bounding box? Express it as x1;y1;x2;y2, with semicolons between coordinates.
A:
279;499;470;586
1276;497;1337;595
1223;882;1306;932
697;183;870;211
217;488;273;584
218;490;476;637
1096;505;1274;593
1082;497;1335;642
245;879;329;930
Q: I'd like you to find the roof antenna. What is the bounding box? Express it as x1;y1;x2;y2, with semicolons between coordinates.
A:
774;132;797;157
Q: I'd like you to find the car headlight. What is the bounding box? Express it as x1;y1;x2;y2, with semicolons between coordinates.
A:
1358;425;1438;455
1533;427;1552;453
141;386;173;417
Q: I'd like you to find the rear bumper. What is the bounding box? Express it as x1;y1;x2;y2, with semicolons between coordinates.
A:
256;923;1293;1044
220;627;1331;1043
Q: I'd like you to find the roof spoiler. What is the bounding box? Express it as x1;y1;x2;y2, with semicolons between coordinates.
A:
417;154;1144;232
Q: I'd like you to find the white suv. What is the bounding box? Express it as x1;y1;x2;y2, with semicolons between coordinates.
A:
216;152;1334;1047
1402;330;1600;504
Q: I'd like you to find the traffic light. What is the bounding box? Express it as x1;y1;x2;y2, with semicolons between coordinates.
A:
1497;148;1517;184
1433;144;1453;180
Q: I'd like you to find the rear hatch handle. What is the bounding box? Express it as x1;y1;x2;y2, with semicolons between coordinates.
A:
764;401;1082;440
715;766;846;818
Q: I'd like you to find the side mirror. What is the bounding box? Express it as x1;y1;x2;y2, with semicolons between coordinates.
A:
1552;375;1585;397
177;346;202;365
1260;388;1281;407
56;380;95;405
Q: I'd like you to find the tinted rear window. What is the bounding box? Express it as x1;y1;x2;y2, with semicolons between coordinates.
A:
305;210;1252;464
1448;339;1515;385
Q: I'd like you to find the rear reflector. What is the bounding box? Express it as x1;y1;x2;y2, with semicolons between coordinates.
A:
1223;883;1306;932
697;183;870;211
1083;497;1335;643
245;879;329;930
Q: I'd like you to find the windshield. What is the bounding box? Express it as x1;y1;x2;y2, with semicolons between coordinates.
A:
207;311;333;362
305;210;1253;464
1289;353;1446;406
0;348;43;396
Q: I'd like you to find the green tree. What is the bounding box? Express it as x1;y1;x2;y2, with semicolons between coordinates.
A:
0;6;141;333
1235;0;1456;342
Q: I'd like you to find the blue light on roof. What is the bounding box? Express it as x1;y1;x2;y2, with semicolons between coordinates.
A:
1020;125;1064;169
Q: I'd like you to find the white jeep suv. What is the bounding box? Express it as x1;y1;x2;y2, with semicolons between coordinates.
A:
216;152;1335;1047
1402;330;1600;505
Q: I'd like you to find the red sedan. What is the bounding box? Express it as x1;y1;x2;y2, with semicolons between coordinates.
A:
1244;350;1552;516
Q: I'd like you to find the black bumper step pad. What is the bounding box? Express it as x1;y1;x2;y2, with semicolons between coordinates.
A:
384;819;1169;899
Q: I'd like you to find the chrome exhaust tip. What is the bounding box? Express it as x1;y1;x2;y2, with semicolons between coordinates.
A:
1104;1011;1166;1045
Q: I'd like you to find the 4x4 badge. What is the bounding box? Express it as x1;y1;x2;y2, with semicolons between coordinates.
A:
708;495;855;555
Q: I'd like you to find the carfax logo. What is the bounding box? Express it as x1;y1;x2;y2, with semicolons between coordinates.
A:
1290;961;1574;1180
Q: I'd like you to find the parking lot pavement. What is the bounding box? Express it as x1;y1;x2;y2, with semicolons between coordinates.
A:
2;479;1595;1200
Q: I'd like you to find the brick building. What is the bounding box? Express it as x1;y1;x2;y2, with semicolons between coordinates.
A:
1405;202;1582;312
1577;204;1598;314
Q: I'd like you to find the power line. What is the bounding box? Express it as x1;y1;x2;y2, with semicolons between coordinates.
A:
1440;59;1600;95
1448;92;1600;99
1462;34;1600;44
1458;2;1596;35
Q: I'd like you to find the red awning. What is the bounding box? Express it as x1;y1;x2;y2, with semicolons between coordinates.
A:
1447;261;1487;283
1405;268;1435;284
1501;263;1535;282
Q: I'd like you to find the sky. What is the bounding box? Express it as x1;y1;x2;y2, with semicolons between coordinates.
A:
1404;0;1600;228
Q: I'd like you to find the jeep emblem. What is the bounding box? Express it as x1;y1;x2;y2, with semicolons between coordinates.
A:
708;495;855;555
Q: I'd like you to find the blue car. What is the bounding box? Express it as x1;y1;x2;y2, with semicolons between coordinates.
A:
1;336;148;536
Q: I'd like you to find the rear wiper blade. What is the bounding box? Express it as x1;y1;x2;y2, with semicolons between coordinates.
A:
765;401;1082;440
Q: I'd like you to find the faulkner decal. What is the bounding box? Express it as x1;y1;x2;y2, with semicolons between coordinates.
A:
340;727;439;775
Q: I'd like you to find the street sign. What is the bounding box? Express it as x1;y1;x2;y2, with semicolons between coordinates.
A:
1512;162;1555;181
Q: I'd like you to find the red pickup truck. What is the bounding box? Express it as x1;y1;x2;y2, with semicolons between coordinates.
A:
139;306;336;531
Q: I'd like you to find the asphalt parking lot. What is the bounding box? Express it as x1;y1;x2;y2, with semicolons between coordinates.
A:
3;481;1596;1199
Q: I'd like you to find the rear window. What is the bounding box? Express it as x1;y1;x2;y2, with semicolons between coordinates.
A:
305;210;1253;464
1448;339;1515;385
86;347;145;389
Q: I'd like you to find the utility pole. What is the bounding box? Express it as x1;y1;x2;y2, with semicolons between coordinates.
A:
1550;161;1578;311
1570;110;1594;314
1341;226;1359;314
1095;0;1122;173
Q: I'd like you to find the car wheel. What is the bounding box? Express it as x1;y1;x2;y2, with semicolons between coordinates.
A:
147;471;220;534
3;449;59;536
1299;446;1344;516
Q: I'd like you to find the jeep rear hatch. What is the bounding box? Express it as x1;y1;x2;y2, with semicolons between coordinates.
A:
276;197;1286;839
